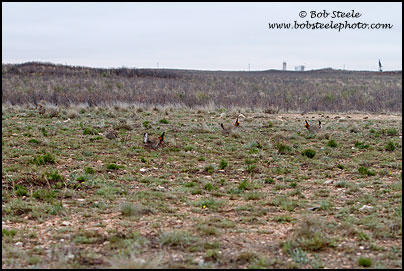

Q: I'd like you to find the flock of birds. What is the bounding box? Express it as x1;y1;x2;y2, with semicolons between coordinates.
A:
36;103;322;150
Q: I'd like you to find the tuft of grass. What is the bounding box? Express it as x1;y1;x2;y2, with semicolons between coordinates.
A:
106;163;124;170
143;121;151;129
385;140;396;151
198;225;220;236
203;164;216;174
28;138;40;144
276;143;292;154
301;149;316;158
336;164;344;170
33;189;57;201
358;166;376;177
327;139;338;148
274;215;293;223
14;184;28;197
218;159;228;169
290;248;310;264
47;170;63;182
120;202;154;217
264;178;275;184
84;167;96;174
238;180;249;191
2;228;17;237
31;153;56;165
83;127;97;135
158;230;196;248
386;128;398;136
159;118;169;124
358;257;372;267
108;252;162;269
354;141;370;149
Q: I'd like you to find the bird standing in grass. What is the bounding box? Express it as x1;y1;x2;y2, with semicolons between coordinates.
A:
144;132;165;149
37;103;46;115
304;120;322;133
220;118;240;135
105;128;118;139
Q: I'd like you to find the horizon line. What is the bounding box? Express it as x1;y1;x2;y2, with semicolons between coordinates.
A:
2;61;402;73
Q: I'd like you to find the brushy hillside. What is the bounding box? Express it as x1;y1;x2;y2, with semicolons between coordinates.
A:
2;62;402;113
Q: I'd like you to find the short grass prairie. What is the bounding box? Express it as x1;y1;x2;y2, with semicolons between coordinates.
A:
2;104;402;269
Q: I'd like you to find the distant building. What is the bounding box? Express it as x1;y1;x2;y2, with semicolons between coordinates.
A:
282;62;287;71
295;65;305;71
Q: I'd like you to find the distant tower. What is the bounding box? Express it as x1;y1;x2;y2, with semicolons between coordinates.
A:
282;62;287;71
378;59;383;72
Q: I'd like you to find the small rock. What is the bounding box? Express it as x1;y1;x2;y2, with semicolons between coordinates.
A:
324;180;334;185
61;221;71;226
194;257;204;265
77;199;85;202
359;205;373;211
139;168;147;172
15;241;23;246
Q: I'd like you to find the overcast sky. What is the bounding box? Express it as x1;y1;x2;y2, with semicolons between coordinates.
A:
2;2;402;71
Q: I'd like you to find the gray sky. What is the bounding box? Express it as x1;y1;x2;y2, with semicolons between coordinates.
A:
2;2;402;71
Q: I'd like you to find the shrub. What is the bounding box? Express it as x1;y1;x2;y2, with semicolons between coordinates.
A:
301;149;316;158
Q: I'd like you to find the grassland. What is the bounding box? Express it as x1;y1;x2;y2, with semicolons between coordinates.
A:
2;103;402;268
